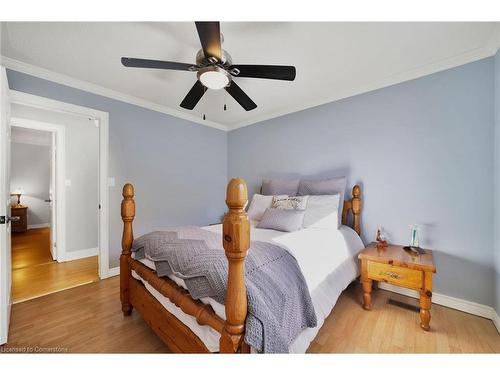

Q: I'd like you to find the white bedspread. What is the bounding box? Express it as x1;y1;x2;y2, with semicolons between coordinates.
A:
131;223;364;353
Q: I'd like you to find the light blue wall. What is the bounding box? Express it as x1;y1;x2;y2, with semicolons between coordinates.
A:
7;70;228;268
229;58;495;306
10;142;50;226
494;50;500;315
7;58;497;308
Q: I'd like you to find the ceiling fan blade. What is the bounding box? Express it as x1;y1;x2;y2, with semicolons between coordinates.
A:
195;22;221;61
121;57;195;71
229;65;296;81
180;80;206;110
225;81;257;111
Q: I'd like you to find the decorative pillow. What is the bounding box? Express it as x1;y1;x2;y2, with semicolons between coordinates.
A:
303;194;340;229
261;179;300;196
247;194;288;221
298;177;346;228
257;208;305;232
272;195;308;210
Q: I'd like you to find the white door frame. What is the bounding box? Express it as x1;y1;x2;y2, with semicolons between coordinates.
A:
10;118;65;262
9;90;110;279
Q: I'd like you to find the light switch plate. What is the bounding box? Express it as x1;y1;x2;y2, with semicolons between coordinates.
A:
108;177;115;187
65;179;72;187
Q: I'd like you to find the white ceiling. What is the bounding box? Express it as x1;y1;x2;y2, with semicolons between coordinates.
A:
1;22;499;130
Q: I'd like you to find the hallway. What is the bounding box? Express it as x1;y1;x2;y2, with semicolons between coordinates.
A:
11;228;99;303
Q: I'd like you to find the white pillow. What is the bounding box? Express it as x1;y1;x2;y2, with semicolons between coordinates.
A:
247;194;287;221
303;194;340;229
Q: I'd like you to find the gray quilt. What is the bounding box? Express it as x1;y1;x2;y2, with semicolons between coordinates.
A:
131;226;317;353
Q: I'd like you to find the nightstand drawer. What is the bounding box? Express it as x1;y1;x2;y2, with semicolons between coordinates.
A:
11;206;28;233
367;261;423;289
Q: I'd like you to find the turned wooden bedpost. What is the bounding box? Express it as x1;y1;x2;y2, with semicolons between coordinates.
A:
351;185;361;235
219;178;250;353
120;183;135;316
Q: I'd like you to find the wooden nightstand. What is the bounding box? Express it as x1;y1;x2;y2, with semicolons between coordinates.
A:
358;243;436;330
11;205;28;233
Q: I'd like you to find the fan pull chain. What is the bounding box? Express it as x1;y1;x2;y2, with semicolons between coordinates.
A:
202;85;208;120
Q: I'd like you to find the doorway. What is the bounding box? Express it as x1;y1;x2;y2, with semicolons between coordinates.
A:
9;119;99;303
0;80;111;343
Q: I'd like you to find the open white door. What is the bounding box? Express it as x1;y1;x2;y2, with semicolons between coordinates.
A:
49;132;57;260
0;67;12;344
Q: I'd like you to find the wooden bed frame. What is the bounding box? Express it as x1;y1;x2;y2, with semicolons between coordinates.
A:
120;178;361;353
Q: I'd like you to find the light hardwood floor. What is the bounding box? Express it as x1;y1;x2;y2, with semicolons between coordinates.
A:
12;228;53;270
11;228;99;303
4;277;499;353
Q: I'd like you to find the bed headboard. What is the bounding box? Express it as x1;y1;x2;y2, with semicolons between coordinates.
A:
342;185;361;236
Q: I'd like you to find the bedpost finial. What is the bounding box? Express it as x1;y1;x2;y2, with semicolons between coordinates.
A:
352;184;360;198
226;177;248;210
123;183;134;199
221;177;250;352
121;183;135;316
121;183;135;222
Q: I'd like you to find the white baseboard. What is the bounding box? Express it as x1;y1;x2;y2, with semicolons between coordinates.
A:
27;223;50;230
106;266;120;278
378;282;500;333
493;309;500;334
61;247;98;262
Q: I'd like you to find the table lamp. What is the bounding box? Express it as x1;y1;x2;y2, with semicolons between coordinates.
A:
11;188;24;207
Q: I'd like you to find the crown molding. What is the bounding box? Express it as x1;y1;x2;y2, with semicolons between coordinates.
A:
0;55;229;131
229;36;500;131
484;23;500;56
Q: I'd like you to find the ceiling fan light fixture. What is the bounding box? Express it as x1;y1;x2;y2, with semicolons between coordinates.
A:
197;66;230;90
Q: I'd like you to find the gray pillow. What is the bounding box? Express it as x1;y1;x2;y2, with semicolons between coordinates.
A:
261;179;300;196
256;208;305;232
298;177;347;228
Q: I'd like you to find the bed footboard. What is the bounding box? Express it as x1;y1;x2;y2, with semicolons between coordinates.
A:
120;179;251;354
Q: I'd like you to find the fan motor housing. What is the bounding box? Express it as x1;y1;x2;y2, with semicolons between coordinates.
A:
196;49;232;67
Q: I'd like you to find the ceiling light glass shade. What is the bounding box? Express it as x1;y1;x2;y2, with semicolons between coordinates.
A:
199;70;230;90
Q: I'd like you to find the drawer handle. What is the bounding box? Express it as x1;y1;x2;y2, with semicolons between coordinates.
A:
380;271;402;279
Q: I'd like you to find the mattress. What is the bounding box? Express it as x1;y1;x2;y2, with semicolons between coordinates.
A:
131;223;364;353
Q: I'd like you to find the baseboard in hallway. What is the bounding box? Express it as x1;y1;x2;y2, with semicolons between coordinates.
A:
62;247;99;262
27;223;50;230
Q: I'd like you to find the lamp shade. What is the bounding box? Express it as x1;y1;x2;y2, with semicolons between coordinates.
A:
11;187;24;195
11;188;24;206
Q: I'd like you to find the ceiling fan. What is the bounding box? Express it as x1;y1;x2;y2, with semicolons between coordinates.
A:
121;22;296;112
